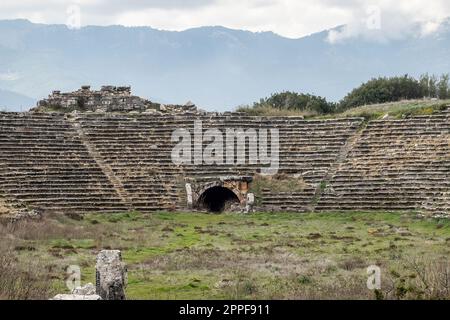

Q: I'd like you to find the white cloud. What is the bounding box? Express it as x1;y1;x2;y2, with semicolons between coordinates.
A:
0;0;449;40
325;0;450;43
0;71;20;81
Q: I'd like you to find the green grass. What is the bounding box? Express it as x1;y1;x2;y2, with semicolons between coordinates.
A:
235;105;316;117
333;99;450;120
1;211;449;300
236;99;450;120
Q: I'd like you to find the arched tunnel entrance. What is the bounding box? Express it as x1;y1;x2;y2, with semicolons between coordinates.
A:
197;186;240;213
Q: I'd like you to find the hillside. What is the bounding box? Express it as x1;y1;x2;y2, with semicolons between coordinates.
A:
237;99;450;119
332;99;450;119
0;19;450;111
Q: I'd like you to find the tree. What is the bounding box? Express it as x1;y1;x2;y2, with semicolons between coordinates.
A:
252;91;336;114
338;75;423;111
419;73;430;97
437;74;449;99
429;75;438;98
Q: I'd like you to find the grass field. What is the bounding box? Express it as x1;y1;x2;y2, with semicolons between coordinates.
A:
331;99;450;120
1;211;449;300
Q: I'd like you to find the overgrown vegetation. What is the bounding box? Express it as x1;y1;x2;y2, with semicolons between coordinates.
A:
0;222;56;299
237;74;450;119
1;211;448;300
237;92;336;116
330;99;450;120
339;74;450;111
250;174;307;205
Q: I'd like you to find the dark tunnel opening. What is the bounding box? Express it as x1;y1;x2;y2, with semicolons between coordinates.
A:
197;186;240;213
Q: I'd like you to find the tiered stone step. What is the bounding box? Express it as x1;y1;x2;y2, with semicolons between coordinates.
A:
76;114;363;211
259;186;317;212
0;113;128;213
1;111;448;214
316;114;450;212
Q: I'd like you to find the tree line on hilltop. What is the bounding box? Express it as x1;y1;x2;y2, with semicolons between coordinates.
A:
238;74;450;115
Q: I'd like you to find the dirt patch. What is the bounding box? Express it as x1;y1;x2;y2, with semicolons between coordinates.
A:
307;233;322;240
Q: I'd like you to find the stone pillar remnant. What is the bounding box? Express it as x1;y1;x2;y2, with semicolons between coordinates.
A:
95;250;127;300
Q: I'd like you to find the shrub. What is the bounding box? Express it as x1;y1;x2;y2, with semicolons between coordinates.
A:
0;245;54;300
238;91;336;116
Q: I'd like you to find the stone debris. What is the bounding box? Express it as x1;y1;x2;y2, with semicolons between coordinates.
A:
51;294;102;300
72;283;96;295
10;208;43;221
245;193;255;213
417;213;450;219
0;198;43;223
394;227;413;236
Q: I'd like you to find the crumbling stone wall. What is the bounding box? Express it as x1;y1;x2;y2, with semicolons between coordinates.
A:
191;176;252;205
0;196;41;222
32;85;199;114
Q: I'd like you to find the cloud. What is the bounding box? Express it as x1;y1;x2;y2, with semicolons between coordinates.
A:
0;0;449;41
325;0;450;43
0;71;20;81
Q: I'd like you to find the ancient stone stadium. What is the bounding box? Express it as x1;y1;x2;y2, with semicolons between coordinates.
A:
0;86;449;218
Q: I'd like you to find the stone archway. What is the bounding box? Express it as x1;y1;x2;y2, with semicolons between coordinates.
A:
197;186;240;212
186;176;253;212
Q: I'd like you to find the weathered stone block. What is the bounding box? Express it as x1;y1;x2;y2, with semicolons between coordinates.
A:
95;250;127;300
52;294;102;300
72;283;96;295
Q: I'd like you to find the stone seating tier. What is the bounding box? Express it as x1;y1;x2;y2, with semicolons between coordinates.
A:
0;112;448;214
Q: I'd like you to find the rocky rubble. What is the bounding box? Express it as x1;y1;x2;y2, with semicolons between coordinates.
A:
0;198;42;222
10;208;43;221
32;85;203;115
51;283;101;300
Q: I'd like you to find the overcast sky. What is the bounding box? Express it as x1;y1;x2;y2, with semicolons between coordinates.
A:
1;0;449;41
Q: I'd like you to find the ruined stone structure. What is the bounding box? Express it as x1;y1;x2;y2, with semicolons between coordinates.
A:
0;107;448;216
52;250;126;300
96;250;127;300
32;85;199;114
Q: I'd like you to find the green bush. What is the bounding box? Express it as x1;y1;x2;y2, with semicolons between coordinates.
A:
239;91;336;115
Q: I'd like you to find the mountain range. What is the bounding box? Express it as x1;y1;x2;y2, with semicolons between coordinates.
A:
0;88;34;111
0;19;449;111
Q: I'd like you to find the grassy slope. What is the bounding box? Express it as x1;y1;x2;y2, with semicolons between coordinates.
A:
236;99;450;119
1;211;449;300
330;99;450;120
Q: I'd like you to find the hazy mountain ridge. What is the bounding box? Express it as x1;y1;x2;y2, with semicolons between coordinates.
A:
0;88;35;112
0;19;449;111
